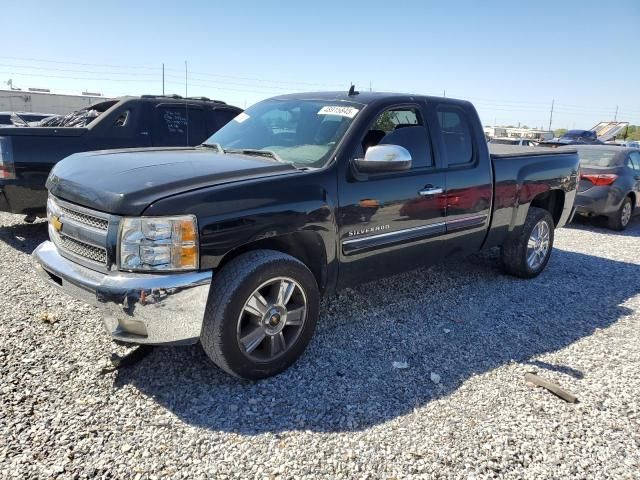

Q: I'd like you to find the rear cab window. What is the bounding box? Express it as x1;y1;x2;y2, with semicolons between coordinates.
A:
210;108;241;132
435;105;474;166
152;104;205;146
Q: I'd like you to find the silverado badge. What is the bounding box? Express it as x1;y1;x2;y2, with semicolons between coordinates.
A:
347;224;390;237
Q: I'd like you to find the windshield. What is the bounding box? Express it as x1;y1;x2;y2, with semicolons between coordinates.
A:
577;148;619;167
204;98;362;168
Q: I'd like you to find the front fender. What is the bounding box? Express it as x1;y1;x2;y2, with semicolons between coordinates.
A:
140;168;338;273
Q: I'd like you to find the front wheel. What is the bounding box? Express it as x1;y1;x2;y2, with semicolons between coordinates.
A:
502;207;555;279
200;250;319;380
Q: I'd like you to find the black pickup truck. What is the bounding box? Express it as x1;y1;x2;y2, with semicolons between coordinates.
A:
0;95;241;218
34;91;579;379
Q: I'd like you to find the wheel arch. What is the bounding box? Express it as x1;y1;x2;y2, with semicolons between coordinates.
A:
216;231;330;294
529;189;565;226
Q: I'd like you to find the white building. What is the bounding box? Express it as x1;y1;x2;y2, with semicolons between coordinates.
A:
484;126;554;141
0;89;110;115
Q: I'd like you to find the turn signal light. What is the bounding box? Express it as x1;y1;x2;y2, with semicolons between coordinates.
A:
581;173;617;186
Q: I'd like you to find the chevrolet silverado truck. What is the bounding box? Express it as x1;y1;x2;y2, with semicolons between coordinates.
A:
0;95;241;219
33;91;580;379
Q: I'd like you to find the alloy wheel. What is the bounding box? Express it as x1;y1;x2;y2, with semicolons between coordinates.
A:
236;277;307;362
526;219;550;270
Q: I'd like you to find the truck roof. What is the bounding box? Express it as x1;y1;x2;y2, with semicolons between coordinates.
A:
272;91;473;109
114;95;235;107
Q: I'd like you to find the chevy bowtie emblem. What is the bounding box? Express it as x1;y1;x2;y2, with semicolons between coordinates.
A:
51;215;63;232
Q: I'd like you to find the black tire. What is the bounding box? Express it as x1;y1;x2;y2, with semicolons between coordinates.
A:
502;207;555;279
200;250;319;380
607;196;633;231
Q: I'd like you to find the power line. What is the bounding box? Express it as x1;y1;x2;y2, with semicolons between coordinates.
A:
0;62;160;77
0;55;162;71
0;71;161;83
183;69;343;88
0;55;344;89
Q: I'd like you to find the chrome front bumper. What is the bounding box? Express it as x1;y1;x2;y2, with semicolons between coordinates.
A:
33;241;212;345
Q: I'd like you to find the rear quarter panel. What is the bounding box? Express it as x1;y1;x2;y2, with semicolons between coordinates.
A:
484;151;579;249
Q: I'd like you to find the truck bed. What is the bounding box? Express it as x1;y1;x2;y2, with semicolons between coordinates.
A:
489;144;577;158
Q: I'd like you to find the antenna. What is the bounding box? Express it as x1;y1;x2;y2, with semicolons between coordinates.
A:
348;84;359;96
185;61;189;146
162;63;165;96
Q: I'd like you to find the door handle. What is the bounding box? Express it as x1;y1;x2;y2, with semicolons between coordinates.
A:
419;187;444;196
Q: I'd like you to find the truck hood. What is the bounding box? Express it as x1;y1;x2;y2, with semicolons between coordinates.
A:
47;147;297;215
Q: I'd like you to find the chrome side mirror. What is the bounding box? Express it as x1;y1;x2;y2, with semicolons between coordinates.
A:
354;144;412;173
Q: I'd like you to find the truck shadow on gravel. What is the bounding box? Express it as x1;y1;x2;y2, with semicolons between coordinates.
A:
0;220;48;254
116;244;639;434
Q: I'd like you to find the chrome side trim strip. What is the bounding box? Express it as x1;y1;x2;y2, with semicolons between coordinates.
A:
446;213;488;232
341;213;489;256
342;221;446;255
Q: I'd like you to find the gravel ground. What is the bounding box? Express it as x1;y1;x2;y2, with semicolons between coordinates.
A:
1;211;639;479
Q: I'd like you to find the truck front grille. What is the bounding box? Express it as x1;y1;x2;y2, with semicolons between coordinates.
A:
58;235;107;264
59;205;109;231
48;196;113;268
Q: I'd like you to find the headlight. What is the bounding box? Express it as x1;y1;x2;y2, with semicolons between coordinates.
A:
118;215;198;272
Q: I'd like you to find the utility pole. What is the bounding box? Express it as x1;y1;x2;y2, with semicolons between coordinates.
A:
369;80;372;92
162;63;165;96
548;99;554;132
614;105;618;121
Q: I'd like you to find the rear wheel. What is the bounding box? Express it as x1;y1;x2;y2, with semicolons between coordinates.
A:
502;207;555;278
200;250;319;380
607;196;633;231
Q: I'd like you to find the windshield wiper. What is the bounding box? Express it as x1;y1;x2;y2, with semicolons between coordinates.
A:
200;142;225;153
225;148;283;163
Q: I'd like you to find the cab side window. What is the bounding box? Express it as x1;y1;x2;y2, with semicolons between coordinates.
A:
436;106;473;166
152;105;205;146
114;110;130;127
361;107;433;168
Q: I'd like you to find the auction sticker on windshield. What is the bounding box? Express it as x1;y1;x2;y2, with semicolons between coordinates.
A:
234;112;250;123
317;106;360;118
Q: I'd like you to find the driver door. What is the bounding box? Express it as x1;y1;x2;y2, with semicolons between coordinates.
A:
336;103;447;287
